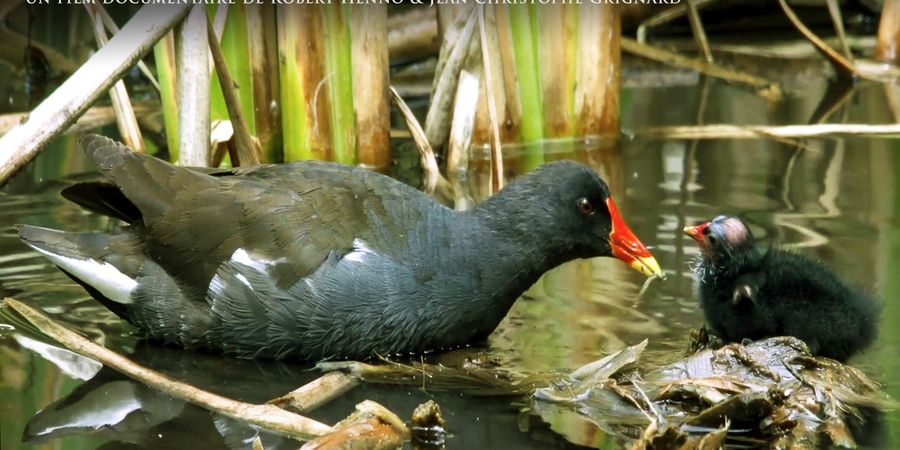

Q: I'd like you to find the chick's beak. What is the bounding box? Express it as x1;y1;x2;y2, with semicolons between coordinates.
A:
606;197;663;278
683;223;710;251
683;223;708;239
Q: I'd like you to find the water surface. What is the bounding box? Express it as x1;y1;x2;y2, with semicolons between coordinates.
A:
1;75;899;449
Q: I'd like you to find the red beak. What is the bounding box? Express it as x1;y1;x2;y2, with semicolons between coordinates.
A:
606;197;662;277
683;222;711;253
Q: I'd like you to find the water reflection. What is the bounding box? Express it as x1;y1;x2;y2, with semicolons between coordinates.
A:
0;85;898;449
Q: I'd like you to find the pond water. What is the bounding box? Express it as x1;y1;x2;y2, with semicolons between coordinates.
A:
1;34;900;450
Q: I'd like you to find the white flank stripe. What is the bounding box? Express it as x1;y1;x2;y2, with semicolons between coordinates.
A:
344;238;375;263
230;248;285;272
28;245;137;304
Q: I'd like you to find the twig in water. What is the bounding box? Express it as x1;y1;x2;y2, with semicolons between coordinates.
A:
638;271;666;298
268;371;359;414
632;123;900;140
1;297;332;440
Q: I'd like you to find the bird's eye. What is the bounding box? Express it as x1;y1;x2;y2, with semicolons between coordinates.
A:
577;198;594;216
702;227;711;236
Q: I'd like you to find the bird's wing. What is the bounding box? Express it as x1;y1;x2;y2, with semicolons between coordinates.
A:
76;135;424;299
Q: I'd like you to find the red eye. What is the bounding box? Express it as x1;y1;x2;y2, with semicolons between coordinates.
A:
577;198;594;215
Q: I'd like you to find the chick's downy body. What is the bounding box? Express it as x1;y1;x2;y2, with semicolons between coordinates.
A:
686;216;880;361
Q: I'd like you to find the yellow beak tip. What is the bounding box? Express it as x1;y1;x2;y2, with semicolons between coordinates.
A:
630;256;664;278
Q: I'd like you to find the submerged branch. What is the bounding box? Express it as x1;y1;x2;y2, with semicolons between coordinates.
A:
269;371;359;414
620;37;781;101
299;400;409;450
1;297;333;441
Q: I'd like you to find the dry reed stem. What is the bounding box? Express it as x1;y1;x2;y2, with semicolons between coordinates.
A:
0;105;155;137
206;18;260;166
777;0;856;78
388;7;439;60
351;6;391;170
390;86;448;197
620;37;781;101
685;0;713;63
478;5;503;193
86;3;145;153
633;123;900;140
424;8;476;154
94;4;160;92
176;5;212;166
447;71;478;210
825;0;852;59
635;0;717;44
877;0;900;63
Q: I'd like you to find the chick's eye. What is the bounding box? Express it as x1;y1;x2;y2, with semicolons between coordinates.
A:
577;197;594;215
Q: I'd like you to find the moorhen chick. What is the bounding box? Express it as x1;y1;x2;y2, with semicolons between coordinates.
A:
684;215;880;361
18;135;663;361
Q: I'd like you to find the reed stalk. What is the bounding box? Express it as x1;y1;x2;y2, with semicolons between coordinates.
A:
85;3;144;153
494;6;521;142
350;5;389;169
209;5;257;140
278;8;332;161
538;6;573;138
207;16;259;166
575;5;620;137
176;5;211;166
323;5;356;165
507;5;543;169
153;32;179;160
877;0;900;63
246;5;280;162
278;8;314;161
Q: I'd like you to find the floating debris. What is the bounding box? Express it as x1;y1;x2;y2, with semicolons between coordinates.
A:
411;400;447;449
533;336;892;448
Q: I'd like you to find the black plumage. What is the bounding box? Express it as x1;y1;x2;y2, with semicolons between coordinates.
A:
685;215;880;361
18;135;662;361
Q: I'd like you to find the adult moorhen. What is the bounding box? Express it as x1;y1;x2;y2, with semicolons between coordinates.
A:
684;215;880;361
18;135;663;361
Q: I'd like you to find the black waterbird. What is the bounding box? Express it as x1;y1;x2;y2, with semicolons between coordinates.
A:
18;135;663;361
684;215;880;361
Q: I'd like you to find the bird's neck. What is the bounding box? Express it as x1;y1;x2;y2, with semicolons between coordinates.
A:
467;203;575;306
697;246;765;284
